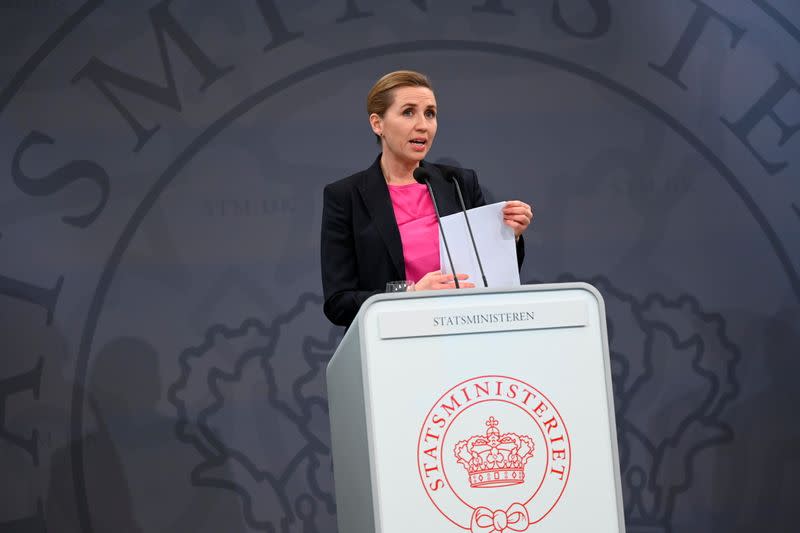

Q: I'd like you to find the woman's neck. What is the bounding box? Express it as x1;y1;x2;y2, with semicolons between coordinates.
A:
380;154;419;185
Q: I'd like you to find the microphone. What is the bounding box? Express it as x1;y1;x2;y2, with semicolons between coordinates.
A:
413;166;460;289
444;171;488;288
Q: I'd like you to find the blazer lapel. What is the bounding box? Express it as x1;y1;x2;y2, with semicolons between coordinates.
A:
422;160;460;217
357;157;405;278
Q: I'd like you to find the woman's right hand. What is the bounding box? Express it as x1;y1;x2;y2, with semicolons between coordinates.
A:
413;271;475;291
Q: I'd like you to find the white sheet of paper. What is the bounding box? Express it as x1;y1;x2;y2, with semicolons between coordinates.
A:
438;202;521;287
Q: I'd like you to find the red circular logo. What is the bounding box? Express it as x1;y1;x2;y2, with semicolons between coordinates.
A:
417;375;571;531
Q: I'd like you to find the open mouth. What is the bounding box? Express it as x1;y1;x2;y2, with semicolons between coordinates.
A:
410;139;427;149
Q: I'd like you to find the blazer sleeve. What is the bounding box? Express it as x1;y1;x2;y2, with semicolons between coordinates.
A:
320;182;382;327
464;169;525;270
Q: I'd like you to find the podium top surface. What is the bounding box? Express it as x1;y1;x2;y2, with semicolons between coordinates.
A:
350;282;605;341
360;281;604;309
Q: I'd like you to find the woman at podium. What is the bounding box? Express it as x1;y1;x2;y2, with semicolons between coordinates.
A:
320;70;533;327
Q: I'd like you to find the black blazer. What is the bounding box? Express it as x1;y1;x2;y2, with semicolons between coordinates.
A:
320;155;525;327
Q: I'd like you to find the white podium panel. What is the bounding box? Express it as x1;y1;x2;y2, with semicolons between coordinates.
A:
327;283;624;533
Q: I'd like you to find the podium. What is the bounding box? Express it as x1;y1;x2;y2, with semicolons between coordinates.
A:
326;283;625;533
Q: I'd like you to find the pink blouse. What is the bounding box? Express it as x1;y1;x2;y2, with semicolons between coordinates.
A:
387;183;440;282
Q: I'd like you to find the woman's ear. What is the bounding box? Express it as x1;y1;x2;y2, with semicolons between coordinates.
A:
369;113;382;136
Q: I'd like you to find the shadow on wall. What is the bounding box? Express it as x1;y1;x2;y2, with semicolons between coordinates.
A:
711;307;800;532
0;297;72;531
46;337;245;532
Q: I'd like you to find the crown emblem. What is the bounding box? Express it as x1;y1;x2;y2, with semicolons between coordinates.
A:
454;417;535;488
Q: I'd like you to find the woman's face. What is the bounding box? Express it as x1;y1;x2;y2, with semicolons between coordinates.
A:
371;86;437;164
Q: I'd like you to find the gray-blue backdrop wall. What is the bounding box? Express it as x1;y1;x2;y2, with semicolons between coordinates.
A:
1;1;799;532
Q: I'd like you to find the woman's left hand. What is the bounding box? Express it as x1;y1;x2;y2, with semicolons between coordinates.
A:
503;200;533;238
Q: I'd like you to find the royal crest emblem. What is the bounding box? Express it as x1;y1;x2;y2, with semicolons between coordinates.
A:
418;375;571;532
454;416;535;488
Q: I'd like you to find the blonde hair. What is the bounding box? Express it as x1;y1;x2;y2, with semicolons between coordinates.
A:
366;70;433;143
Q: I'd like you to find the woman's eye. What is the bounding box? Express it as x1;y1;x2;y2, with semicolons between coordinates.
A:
402;108;413;116
425;110;436;118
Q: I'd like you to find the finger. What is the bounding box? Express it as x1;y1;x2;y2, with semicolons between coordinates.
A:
503;208;533;220
503;210;531;221
427;272;446;283
504;215;530;226
502;207;522;217
504;219;525;231
505;201;532;215
460;282;476;288
503;204;532;215
455;273;470;280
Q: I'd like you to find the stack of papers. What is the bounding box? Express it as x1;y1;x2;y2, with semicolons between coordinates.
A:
438;202;520;288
